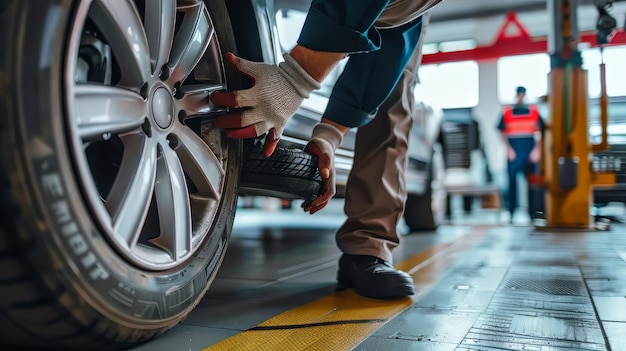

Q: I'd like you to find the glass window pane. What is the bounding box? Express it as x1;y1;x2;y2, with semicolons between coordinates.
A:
497;53;550;104
275;9;305;53
275;8;347;98
415;61;479;108
583;46;626;98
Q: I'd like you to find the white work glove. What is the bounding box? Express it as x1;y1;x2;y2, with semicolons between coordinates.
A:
302;123;344;214
211;52;321;156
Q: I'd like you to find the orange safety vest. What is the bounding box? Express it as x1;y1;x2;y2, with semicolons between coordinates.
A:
502;105;541;137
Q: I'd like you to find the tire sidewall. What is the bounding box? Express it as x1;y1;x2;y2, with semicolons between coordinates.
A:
6;0;239;327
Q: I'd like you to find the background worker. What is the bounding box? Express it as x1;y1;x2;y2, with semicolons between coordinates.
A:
211;0;443;299
498;86;544;223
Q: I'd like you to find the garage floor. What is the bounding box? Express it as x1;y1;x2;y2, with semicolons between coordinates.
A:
131;200;626;351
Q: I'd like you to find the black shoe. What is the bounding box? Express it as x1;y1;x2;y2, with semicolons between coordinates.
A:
336;254;415;299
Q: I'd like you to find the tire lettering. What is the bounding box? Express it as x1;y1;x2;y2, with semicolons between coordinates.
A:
40;170;109;281
51;201;72;223
81;252;109;280
68;233;88;255
42;173;64;197
61;221;78;236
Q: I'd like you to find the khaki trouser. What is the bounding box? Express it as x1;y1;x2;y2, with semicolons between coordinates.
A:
336;13;430;263
376;0;442;28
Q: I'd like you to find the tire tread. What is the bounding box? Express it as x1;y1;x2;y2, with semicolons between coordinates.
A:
240;141;322;201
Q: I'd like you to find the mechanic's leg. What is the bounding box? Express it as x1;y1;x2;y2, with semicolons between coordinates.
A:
335;13;430;263
335;87;410;263
334;86;414;299
336;13;430;262
507;160;519;220
525;161;543;219
332;13;431;300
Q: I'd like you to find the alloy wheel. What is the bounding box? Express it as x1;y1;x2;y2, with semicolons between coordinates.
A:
64;0;230;270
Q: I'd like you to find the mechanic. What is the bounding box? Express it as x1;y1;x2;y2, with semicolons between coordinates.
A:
211;0;443;299
498;86;544;224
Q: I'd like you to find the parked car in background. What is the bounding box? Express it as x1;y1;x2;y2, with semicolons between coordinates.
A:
0;1;447;350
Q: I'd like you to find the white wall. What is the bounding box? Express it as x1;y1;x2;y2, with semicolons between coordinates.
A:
473;61;506;174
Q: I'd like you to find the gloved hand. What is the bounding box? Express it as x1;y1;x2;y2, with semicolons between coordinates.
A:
302;123;344;214
210;52;321;156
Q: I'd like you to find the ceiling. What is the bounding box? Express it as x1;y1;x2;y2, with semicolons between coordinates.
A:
429;0;602;23
422;0;626;44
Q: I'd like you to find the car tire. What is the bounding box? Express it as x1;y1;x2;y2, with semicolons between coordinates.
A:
403;143;447;231
240;140;323;202
0;1;241;349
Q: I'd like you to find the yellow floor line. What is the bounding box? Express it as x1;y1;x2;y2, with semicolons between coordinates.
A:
203;227;490;351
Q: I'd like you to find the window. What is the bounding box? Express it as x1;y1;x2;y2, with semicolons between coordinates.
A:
497;53;551;104
497;48;626;102
275;8;347;100
275;8;305;53
415;61;479;109
583;46;626;98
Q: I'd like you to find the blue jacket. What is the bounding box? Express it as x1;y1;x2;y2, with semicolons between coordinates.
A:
297;0;424;128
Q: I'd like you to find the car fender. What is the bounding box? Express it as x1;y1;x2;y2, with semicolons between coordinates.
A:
226;0;277;63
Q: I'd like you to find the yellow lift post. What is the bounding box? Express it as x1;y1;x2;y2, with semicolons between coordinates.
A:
541;0;616;229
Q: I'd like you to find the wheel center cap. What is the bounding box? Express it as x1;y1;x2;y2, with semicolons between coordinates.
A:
152;87;174;129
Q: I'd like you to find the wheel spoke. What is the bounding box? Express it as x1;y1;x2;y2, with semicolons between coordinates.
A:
174;126;223;199
74;84;146;139
144;0;176;75
90;0;151;86
151;144;192;260
105;133;157;248
177;84;226;117
167;2;214;85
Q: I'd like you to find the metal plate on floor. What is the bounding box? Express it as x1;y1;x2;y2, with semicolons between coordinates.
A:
459;268;606;350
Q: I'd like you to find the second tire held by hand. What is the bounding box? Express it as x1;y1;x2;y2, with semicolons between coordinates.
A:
240;140;323;203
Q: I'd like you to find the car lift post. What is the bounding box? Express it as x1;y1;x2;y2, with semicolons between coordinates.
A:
542;0;616;229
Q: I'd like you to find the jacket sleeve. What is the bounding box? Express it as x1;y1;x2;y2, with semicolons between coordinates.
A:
323;17;424;128
297;0;390;54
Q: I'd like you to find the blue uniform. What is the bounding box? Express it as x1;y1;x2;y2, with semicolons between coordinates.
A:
498;104;544;219
297;1;424;128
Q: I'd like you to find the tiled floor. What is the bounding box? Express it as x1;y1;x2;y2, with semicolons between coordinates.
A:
132;200;626;351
